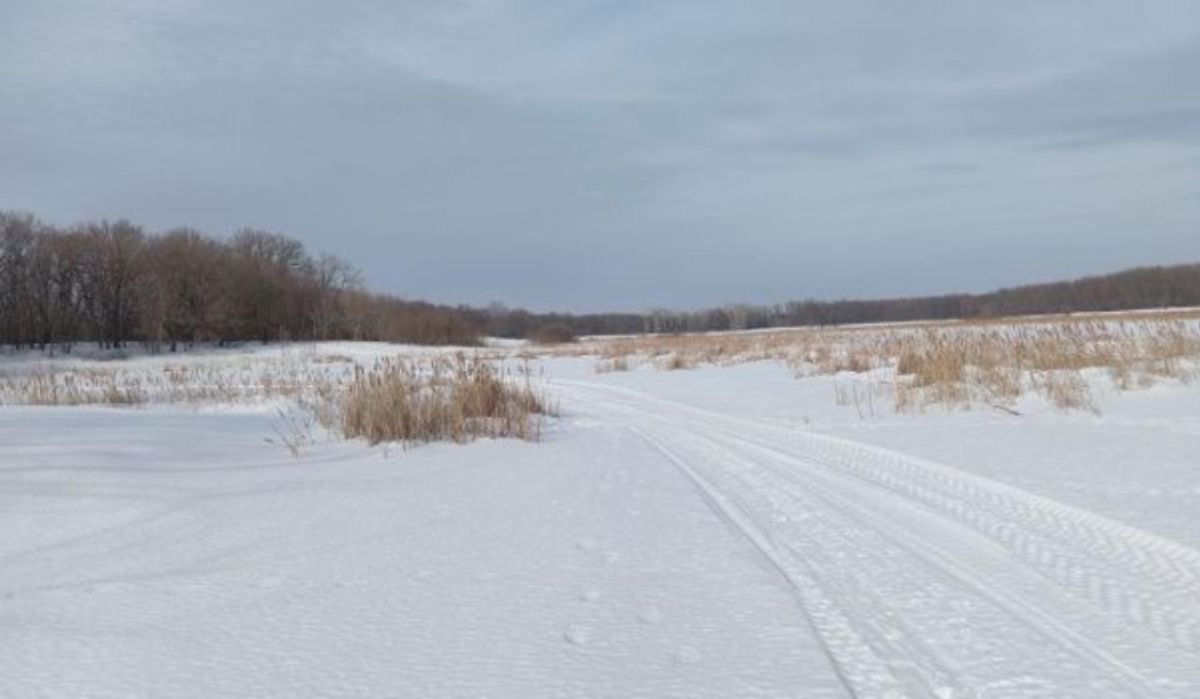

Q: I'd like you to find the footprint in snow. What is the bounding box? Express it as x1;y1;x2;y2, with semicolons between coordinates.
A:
575;538;599;552
579;589;601;603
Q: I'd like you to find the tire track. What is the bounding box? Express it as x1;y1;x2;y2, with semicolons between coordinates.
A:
558;380;1200;697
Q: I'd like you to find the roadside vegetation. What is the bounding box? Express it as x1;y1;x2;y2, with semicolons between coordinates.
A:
0;353;347;407
578;310;1200;414
0;348;549;448
332;355;548;445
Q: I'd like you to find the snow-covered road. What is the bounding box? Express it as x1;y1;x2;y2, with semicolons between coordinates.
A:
3;358;1199;697
557;379;1200;697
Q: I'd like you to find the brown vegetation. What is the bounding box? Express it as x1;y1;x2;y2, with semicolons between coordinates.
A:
527;323;577;345
0;349;549;448
0;359;342;407
577;311;1200;413
331;355;548;445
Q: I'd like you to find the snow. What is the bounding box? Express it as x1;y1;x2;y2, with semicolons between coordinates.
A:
2;345;1199;697
565;360;1200;546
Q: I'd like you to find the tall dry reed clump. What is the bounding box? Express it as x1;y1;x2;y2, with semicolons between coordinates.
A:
889;319;1200;412
331;354;548;445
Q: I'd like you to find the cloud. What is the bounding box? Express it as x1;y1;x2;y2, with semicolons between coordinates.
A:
2;1;1199;310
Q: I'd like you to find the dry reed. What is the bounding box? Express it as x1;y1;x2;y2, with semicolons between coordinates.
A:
569;310;1200;413
330;355;548;445
0;349;549;448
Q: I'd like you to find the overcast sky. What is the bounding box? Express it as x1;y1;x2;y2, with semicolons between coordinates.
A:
2;1;1198;311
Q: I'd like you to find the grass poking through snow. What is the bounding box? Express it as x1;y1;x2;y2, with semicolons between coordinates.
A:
574;310;1200;414
330;355;549;446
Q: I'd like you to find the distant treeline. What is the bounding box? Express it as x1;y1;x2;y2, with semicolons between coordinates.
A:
3;210;1198;350
0;211;649;350
0;212;484;349
642;263;1200;333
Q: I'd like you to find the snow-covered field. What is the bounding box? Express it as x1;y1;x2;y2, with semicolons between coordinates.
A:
3;341;1199;697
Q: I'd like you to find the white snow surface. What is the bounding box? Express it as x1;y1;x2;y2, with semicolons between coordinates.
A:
3;346;1200;697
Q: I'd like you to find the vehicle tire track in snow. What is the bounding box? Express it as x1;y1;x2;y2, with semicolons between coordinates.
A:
732;437;1164;696
728;429;1200;656
641;423;1161;698
565;380;1200;648
630;428;867;698
557;380;1200;697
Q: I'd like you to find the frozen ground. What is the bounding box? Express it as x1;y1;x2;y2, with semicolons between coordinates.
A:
2;346;1199;697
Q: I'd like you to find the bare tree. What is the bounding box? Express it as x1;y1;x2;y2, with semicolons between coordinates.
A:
147;229;229;350
0;213;37;347
73;221;147;348
308;253;363;339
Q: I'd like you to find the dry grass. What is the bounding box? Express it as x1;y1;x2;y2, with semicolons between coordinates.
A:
0;361;343;406
5;309;1198;424
329;355;548;446
656;353;695;371
570;310;1200;413
0;349;549;448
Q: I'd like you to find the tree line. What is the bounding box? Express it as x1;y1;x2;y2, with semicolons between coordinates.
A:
4;210;1197;350
643;263;1200;333
0;211;650;350
0;212;479;350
